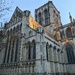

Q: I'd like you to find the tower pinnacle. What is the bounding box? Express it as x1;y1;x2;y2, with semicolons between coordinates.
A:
69;12;72;23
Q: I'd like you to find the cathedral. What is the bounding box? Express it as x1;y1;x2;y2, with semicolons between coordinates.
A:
0;1;75;75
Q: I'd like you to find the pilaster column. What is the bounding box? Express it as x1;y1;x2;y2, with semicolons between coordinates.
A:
49;45;52;61
5;37;10;63
57;49;61;73
54;46;60;74
30;65;32;73
43;42;51;73
60;51;64;73
50;46;56;74
61;51;67;74
24;46;27;61
9;39;13;63
35;42;43;73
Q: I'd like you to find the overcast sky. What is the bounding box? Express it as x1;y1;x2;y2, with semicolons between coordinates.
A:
1;0;75;25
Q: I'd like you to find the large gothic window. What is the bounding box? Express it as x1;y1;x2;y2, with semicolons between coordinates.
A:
44;9;49;25
11;40;15;62
66;43;75;64
38;13;42;25
32;40;36;59
3;38;9;63
60;31;65;39
15;38;19;62
28;40;36;60
66;27;72;38
7;37;12;63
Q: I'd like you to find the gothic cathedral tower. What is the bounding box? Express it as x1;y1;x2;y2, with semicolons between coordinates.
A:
35;1;62;36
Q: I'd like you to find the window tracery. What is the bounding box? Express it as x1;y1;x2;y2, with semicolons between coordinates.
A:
66;27;72;38
66;43;75;64
44;9;49;25
38;13;42;25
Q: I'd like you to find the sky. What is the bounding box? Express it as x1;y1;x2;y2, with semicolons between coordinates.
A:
0;0;75;26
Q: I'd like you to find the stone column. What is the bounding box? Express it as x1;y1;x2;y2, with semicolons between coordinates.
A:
42;42;51;74
60;51;64;74
25;66;27;73
23;65;25;73
56;52;60;74
8;37;12;63
24;46;27;61
57;49;61;74
30;65;32;73
53;46;57;74
50;46;56;74
35;41;43;73
5;37;10;63
54;47;61;75
32;65;34;73
9;39;13;63
61;51;67;74
20;37;25;62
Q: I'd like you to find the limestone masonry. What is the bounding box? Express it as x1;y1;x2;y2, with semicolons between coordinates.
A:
0;1;75;75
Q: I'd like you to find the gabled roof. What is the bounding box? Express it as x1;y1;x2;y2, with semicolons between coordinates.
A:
29;15;54;39
9;7;23;23
35;1;60;13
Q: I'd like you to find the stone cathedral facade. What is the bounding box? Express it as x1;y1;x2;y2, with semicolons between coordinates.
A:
0;1;75;75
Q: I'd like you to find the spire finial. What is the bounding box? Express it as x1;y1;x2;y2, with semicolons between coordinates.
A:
69;12;72;23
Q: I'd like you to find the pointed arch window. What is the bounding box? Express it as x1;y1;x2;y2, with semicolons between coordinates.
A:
60;31;65;39
66;27;72;38
66;43;75;64
38;13;42;25
28;40;36;60
46;43;49;61
15;39;19;62
32;40;36;59
7;37;12;63
44;9;49;25
11;40;15;62
13;27;16;34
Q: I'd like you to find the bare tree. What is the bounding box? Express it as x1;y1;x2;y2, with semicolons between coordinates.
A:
0;0;13;24
0;0;12;18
